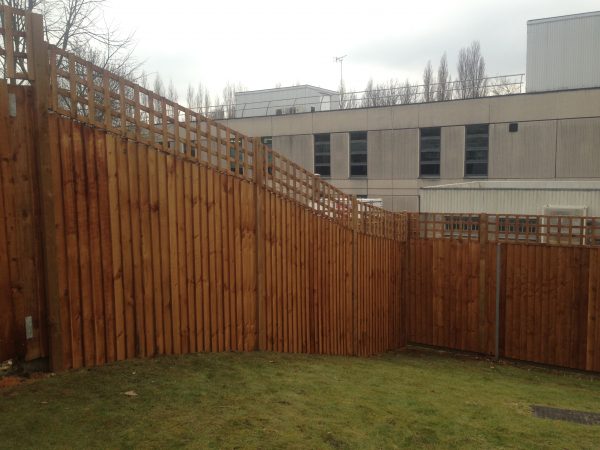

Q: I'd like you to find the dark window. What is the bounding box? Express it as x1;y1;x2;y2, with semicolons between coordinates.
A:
465;124;489;177
261;136;272;148
261;137;273;175
509;123;518;133
420;127;441;177
350;131;368;177
314;134;331;177
229;136;244;174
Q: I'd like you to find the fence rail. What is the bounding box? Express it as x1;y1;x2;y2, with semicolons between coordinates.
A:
208;74;525;119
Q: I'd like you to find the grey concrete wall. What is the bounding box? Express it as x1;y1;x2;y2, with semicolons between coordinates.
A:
556;118;600;178
367;130;393;180
272;134;314;171
330;133;349;179
219;88;600;212
392;129;419;180
272;135;293;160
489;121;557;179
223;89;600;136
441;126;465;179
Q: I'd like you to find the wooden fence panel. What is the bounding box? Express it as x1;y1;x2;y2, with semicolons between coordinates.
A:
406;239;496;355
502;243;590;370
586;249;600;372
47;116;263;369
355;234;404;356
258;191;393;356
406;239;600;371
0;84;46;362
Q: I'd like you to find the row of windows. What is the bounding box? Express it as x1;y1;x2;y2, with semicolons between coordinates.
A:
262;124;492;178
419;124;489;177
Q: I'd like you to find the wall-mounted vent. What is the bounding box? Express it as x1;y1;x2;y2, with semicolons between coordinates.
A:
509;123;518;132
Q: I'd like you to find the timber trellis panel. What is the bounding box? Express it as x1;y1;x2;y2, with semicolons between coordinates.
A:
0;6;405;370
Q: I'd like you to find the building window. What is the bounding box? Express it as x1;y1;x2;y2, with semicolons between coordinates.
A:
420;127;441;177
261;136;272;148
260;137;273;175
350;131;368;177
314;134;331;177
229;137;244;174
465;124;489;177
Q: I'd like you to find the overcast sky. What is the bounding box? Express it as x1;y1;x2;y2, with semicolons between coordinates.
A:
104;0;599;101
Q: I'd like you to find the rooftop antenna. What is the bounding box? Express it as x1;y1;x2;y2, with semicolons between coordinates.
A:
335;55;347;90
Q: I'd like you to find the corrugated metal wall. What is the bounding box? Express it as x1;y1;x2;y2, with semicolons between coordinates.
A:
420;189;600;215
526;12;600;92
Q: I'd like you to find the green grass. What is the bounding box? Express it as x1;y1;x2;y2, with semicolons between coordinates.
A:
1;349;600;449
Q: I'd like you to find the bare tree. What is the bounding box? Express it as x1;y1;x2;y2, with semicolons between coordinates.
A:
2;0;140;79
382;79;401;106
167;79;178;102
339;80;348;109
422;60;434;102
489;75;522;95
221;82;245;119
339;81;359;110
457;41;487;99
222;82;236;118
362;78;401;107
361;78;378;107
202;88;211;117
191;82;210;116
400;79;418;104
435;53;451;101
153;74;165;96
209;95;224;119
186;84;195;109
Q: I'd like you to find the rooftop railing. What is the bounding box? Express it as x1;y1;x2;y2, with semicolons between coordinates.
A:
204;73;525;119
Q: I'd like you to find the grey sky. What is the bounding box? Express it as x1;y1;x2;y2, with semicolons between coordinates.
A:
104;0;599;101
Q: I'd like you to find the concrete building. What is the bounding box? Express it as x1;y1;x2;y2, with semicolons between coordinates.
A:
234;85;340;118
219;12;600;213
220;87;600;211
527;11;600;93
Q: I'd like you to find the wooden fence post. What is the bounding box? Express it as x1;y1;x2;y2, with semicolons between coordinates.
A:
351;196;358;355
402;212;411;347
253;138;266;351
29;12;63;370
478;213;489;353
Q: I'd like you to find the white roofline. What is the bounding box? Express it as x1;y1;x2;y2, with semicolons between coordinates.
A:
421;180;600;191
236;84;339;96
528;10;600;25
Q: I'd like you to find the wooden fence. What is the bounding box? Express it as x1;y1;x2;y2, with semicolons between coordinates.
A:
0;6;405;370
2;6;600;373
0;84;48;363
405;214;600;372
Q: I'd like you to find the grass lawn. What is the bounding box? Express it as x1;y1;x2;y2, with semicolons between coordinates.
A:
1;349;600;449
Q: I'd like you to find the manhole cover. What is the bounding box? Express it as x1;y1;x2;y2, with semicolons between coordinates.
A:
531;405;600;425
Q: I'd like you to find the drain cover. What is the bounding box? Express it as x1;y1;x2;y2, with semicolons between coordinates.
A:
531;405;600;425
